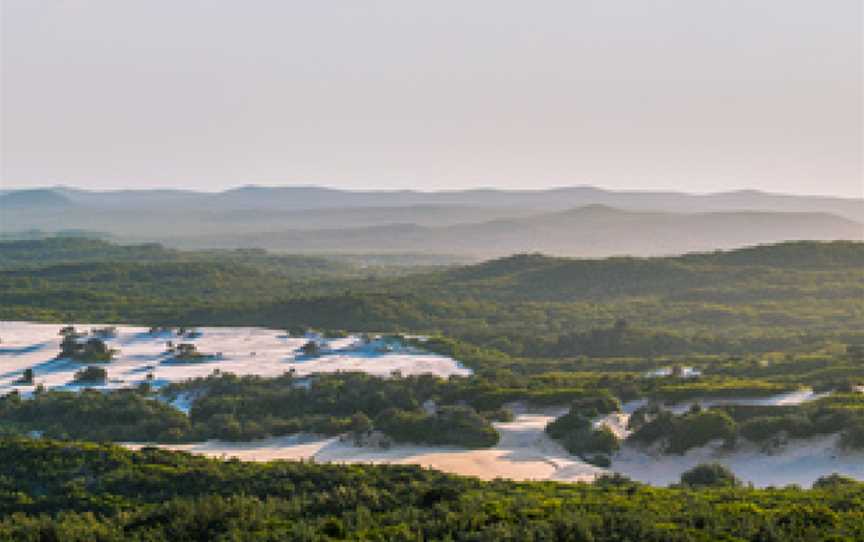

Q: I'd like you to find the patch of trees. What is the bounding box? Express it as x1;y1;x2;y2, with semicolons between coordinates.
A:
545;392;622;465
57;326;117;362
629;405;737;454
0;390;190;441
627;392;864;455
167;372;500;447
376;405;499;448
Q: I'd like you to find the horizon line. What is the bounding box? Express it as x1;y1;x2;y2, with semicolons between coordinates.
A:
2;183;862;201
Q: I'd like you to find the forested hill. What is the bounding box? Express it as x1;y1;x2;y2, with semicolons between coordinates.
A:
1;238;862;355
0;237;361;277
403;240;864;302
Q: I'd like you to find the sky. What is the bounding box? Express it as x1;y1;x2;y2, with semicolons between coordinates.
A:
1;0;862;197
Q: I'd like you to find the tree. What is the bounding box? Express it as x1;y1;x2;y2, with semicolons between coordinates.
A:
16;368;34;385
679;463;740;488
301;341;321;357
350;412;373;445
83;337;110;358
73;365;107;383
813;473;859;490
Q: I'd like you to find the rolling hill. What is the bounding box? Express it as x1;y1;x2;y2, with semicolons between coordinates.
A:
1;186;861;256
172;205;862;257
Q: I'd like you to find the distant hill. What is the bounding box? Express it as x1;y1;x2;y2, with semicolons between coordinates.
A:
0;189;73;208
176;206;862;257
2;186;861;256
8;185;862;220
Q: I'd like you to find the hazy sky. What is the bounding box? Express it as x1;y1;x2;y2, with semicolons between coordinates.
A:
1;0;862;197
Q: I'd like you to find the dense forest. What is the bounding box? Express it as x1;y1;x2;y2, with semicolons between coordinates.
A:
1;438;864;540
2;238;862;357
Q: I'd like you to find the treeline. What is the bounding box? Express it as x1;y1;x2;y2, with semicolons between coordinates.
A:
2;438;864;540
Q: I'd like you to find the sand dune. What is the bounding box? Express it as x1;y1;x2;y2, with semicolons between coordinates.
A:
126;406;605;482
0;321;469;395
125;393;864;487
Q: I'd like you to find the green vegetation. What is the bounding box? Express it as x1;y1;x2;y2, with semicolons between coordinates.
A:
715;393;864;450
3;238;864;539
1;438;864;540
630;407;737;454
0;390;190;441
0;372;498;448
375;405;499;448
2;238;863;359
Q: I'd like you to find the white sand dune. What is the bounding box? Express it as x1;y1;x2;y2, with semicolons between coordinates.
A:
126;406;605;482
125;411;864;487
613;435;864;487
0;321;470;395
125;393;863;487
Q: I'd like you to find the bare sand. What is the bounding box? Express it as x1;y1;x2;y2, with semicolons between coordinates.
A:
0;321;469;394
126;395;864;487
126;406;604;482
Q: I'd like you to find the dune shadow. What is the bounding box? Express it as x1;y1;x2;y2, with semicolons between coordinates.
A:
118;332;160;345
0;341;54;356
